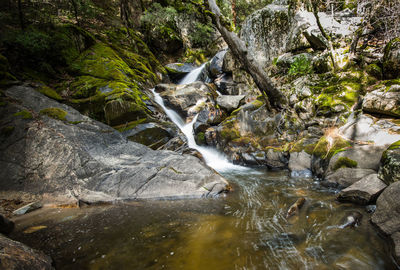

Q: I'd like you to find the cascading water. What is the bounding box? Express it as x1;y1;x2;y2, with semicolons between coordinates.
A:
151;64;245;172
151;88;244;172
179;63;207;85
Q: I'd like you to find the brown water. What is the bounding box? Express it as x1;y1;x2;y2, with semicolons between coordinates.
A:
11;169;398;269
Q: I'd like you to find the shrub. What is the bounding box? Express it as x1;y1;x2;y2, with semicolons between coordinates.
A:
288;55;313;77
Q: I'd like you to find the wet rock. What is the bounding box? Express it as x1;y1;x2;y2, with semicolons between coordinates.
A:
362;88;400;118
0;214;14;234
165;63;196;81
286;197;306;218
216;95;245;112
204;127;218;146
382;37;400;79
1;86;230;203
339;211;362;229
378;140;400;185
12;202;42;216
193;104;227;133
122;122;175;150
0;234;54;269
222;50;235;73
159;82;212;117
337;174;387;205
323;168;376;189
371;181;400;264
208;49;227;78
154;83;177;93
265;149;288;169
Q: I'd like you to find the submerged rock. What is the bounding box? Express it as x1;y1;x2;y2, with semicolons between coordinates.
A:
337;174;387;205
0;85;230;204
339;211;363;229
0;234;54;269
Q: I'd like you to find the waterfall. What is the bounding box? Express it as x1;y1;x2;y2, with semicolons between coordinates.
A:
151;66;246;172
179;63;207;85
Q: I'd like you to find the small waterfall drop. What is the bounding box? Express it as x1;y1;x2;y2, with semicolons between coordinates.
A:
179;63;207;85
151;66;246;172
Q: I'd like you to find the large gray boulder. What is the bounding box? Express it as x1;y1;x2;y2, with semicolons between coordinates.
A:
326;144;387;175
339;113;400;146
362;86;400;118
371;181;400;265
0;234;54;269
240;4;360;67
337;174;387;205
378;141;400;185
0;85;229;204
159;82;213;117
288;151;312;176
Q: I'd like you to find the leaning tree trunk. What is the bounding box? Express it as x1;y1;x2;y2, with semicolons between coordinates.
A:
206;0;286;110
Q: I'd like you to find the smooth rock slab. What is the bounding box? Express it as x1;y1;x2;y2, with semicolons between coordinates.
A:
337;174;387;205
289;151;312;172
1;86;229;204
0;234;54;269
371;181;400;264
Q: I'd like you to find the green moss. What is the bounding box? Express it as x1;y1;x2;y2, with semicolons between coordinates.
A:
37;86;62;101
1;126;15;137
113;118;147;132
312;136;351;159
196;132;206;144
39;107;67;121
366;64;382;79
289;139;304;153
13;110;33;119
69;120;82;125
333;156;358;171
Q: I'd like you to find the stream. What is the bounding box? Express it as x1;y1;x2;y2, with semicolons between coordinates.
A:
10;66;399;269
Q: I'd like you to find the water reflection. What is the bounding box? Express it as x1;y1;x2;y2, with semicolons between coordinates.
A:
11;169;397;269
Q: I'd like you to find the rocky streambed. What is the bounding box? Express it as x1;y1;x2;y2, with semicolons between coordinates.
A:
8;169;399;269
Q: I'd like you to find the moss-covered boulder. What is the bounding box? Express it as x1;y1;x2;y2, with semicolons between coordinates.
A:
66;41;155;124
383;37;400;79
379;140;400;185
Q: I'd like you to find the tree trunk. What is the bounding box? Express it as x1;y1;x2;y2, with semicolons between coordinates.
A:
17;0;25;30
231;0;236;28
120;0;142;28
206;0;286;110
69;0;80;26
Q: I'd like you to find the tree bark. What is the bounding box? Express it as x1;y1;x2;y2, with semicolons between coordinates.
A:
206;0;286;110
120;0;142;28
17;0;25;30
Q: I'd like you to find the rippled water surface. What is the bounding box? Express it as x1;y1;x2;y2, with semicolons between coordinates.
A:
11;169;398;269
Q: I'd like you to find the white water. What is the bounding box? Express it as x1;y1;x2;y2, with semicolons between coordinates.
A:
179;63;207;85
151;65;246;172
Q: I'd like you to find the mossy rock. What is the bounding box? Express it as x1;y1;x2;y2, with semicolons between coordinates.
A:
379;140;400;185
39;108;67;121
383;37;400;79
312;136;351;160
195;131;206;145
104;99;148;126
333;156;358;171
366;64;382;79
13;110;33;119
1;126;15;137
37;85;62;101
